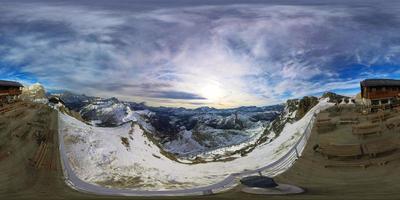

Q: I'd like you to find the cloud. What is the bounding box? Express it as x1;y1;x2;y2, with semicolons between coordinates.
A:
148;91;206;100
1;1;400;108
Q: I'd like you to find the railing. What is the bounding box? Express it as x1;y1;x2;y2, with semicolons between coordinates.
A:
58;111;319;196
255;114;316;177
188;113;318;194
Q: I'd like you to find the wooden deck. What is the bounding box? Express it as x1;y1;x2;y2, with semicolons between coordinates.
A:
266;106;400;199
319;144;362;159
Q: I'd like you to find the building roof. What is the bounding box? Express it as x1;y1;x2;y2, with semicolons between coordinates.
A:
361;79;400;87
0;80;23;87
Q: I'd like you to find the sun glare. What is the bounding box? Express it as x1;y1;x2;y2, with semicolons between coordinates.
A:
200;83;224;103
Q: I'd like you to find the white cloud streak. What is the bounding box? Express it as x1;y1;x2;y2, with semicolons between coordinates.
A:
1;2;400;107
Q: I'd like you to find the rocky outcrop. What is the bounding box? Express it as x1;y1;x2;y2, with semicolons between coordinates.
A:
58;91;94;112
322;92;350;103
266;95;318;138
20;83;46;101
295;96;319;120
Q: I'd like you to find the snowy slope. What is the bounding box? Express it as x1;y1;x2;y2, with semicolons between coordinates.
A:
79;98;132;126
57;93;283;158
59;98;333;190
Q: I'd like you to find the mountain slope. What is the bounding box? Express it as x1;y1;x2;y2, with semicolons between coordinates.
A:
54;91;345;161
59;98;333;190
55;92;283;158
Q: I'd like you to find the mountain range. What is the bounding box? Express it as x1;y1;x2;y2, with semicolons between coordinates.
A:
47;90;343;161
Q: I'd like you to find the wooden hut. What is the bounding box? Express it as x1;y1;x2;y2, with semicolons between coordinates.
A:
360;79;400;107
0;80;23;105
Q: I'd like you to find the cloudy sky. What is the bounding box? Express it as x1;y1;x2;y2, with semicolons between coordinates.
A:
1;0;400;108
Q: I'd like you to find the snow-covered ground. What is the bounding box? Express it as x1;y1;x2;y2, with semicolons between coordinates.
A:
59;98;333;190
172;124;269;163
55;91;285;159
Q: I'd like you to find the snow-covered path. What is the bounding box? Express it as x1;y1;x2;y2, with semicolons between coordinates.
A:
58;99;333;196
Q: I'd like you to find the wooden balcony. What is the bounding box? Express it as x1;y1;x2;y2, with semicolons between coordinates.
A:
366;91;400;100
0;89;22;96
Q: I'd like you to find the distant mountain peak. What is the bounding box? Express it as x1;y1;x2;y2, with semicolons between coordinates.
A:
321;91;350;103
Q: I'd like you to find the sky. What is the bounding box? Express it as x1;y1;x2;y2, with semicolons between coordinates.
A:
1;0;400;108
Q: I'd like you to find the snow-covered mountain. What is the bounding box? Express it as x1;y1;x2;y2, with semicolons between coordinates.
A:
50;89;339;190
58;97;334;190
148;105;282;158
53;91;94;112
53;91;335;161
54;92;284;158
267;96;319;138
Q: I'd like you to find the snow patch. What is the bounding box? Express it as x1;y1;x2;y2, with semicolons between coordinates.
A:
59;99;333;190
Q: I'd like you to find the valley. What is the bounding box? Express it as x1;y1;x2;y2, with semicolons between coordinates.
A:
56;92;285;161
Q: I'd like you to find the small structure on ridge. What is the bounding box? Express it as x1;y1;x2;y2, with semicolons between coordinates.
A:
0;80;23;105
360;79;400;107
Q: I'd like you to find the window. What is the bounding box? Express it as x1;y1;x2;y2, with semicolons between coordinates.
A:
372;100;380;105
382;87;386;91
372;88;377;92
381;99;389;104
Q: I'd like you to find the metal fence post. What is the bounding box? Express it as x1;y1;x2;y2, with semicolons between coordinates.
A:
295;146;299;158
203;189;213;195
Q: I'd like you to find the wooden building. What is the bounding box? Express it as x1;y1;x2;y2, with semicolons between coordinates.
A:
360;79;400;106
0;80;23;105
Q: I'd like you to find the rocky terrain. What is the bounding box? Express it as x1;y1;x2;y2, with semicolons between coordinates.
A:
19;83;47;102
49;89;339;160
53;91;284;157
58;98;333;190
321;92;351;104
10;83;340;191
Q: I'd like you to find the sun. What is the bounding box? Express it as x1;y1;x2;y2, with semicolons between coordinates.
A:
200;83;224;103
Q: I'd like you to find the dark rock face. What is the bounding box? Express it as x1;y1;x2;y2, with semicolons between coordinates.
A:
267;95;319;137
78;98;124;127
146;105;283;143
48;96;64;104
267;99;301;137
58;91;94;111
322;92;350;103
147;113;181;141
56;91;148;127
295;96;318;120
53;91;283;142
